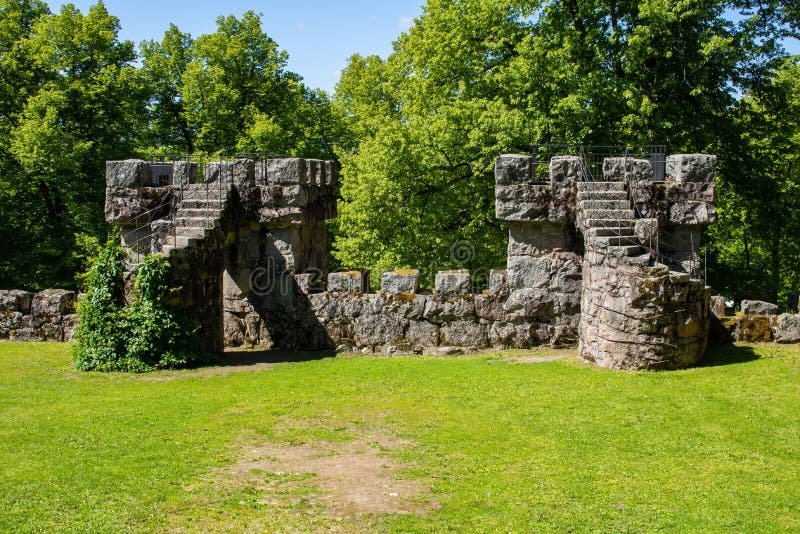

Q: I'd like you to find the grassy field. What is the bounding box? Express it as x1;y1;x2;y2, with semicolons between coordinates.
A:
0;342;798;532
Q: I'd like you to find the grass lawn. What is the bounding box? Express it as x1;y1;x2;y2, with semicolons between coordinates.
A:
0;342;798;532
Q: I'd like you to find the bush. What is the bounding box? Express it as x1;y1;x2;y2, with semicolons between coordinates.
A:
73;242;204;372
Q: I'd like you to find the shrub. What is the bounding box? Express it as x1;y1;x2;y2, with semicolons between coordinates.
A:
73;243;204;372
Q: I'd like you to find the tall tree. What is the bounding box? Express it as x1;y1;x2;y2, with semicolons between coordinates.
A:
332;0;795;285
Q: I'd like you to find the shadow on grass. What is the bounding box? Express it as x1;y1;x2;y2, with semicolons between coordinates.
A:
209;348;337;368
700;343;760;368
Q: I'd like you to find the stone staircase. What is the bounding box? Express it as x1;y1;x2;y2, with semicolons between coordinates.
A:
576;180;642;257
161;184;230;257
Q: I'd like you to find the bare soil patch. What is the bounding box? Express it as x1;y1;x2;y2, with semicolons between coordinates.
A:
215;427;437;518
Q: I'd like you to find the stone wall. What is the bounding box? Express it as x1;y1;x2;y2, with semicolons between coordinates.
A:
0;289;79;342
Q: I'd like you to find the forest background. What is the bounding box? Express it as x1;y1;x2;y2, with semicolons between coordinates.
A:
0;0;798;304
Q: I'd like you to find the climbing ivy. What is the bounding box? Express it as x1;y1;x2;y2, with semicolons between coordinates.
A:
73;243;204;372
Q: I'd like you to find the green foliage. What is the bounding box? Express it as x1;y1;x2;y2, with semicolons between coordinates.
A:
73;244;202;372
332;0;798;286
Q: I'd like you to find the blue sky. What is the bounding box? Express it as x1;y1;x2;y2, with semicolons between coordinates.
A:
45;1;425;93
46;1;798;94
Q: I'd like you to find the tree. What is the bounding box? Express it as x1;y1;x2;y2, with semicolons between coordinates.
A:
332;0;796;285
0;1;145;289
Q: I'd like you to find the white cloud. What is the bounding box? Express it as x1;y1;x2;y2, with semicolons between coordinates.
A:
398;16;414;30
295;23;306;31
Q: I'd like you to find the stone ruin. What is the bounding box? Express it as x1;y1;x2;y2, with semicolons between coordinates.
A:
94;151;724;369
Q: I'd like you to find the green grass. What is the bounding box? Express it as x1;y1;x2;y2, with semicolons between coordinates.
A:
0;342;798;532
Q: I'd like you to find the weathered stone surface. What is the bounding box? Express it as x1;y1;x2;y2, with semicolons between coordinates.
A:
495;184;551;221
106;159;150;188
771;313;800;343
666;154;717;183
634;218;659;244
741;299;778;316
494;154;532;185
507;253;582;292
579;259;711;370
328;271;369;294
424;296;475;322
0;290;32;314
172;161;197;186
266;158;308;185
32;289;76;318
603;157;653;183
439;320;488;349
381;270;419;295
435;270;472;295
488;269;508;296
727;315;774;342
508;221;577;256
666;182;715;203
669;201;716;225
550;155;581;188
710;295;726;318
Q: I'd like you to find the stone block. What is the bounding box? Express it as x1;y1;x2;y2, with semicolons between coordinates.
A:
266;158;308;185
440;320;488;349
508;221;576;256
106;160;150;188
549;156;581;188
494;184;551;221
324;160;336;186
506;254;581;292
172;161;197;186
666;154;717;183
741;299;778;316
603;157;653;183
406;320;439;347
488;269;508;296
328;271;369;294
32;289;76;318
771;313;800;343
0;290;32;314
666;182;715;203
710;295;726;318
669;201;716;225
435;270;472;295
381;270;419;295
634;218;659;244
495;154;532;185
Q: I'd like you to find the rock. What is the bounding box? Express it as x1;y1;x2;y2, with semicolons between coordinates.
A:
634;218;659;244
507;221;577;256
172;161;197;186
731;315;773;342
0;290;32;314
424;296;476;322
710;295;726;318
435;270;472;295
495;183;551;221
771;313;800;343
603;157;653;183
406;320;439;347
266;158;308;185
353;314;406;346
666;181;715;203
506;253;582;292
549;155;581;187
494;154;532;185
666;154;717;183
62;314;80;342
31;289;76;318
439;320;488;349
741;299;778;316
380;270;419;295
106;160;150;188
488;269;508;296
669;201;716;225
328;271;370;294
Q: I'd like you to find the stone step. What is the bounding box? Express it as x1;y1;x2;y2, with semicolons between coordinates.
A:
583;219;636;229
587;227;635;238
607;245;644;257
577;181;625;192
174;207;224;218
591;235;640;247
180;188;229;200
582;209;635;220
577;190;629;201
164;235;199;248
174;216;217;229
172;226;209;240
178;199;227;210
578;200;631;210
